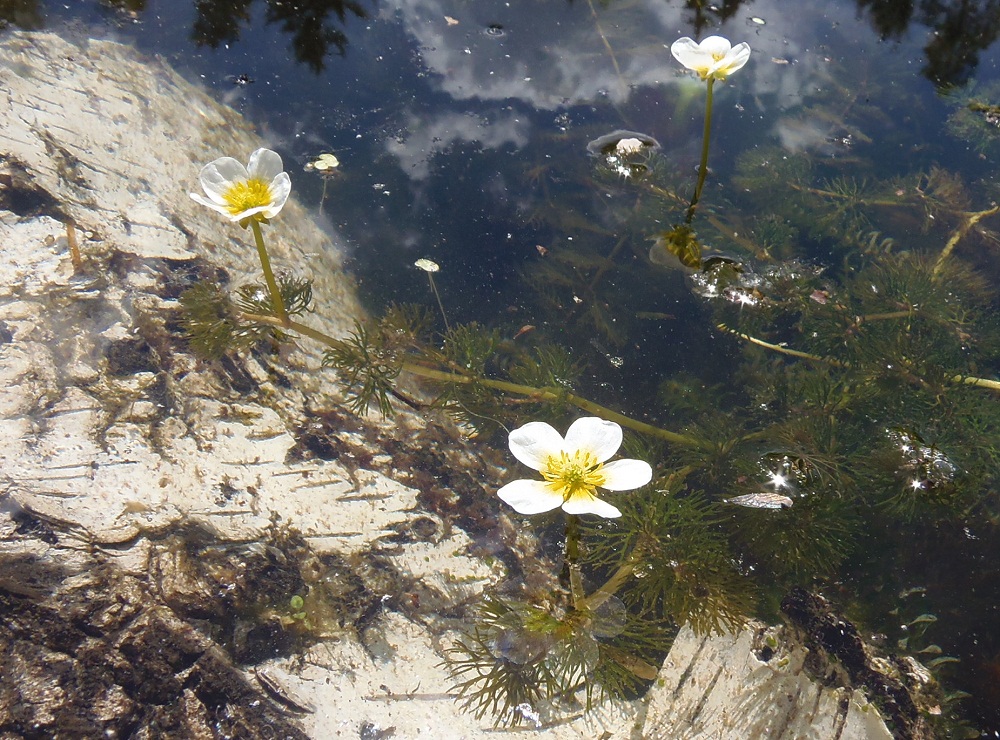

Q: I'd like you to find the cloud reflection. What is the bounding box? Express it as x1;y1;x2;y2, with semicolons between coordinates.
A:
382;0;869;173
385;110;529;180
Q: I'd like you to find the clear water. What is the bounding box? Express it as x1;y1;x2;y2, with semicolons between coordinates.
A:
6;0;1000;734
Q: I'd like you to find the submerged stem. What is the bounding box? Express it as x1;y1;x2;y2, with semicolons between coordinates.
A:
932;204;1000;278
249;220;289;327
427;273;451;331
564;515;586;610
582;545;644;613
716;323;843;366
239;312;708;447
685;77;715;224
717;322;1000;392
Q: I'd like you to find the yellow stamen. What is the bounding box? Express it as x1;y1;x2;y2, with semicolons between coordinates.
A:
541;450;606;502
222;178;273;217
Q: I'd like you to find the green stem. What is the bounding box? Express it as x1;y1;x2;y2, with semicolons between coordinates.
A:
427;274;451;331
401;361;707;448
685;77;715;224
249;220;289;327
932;204;1000;279
565;515;585;610
716;321;1000;392
239;312;709;447
581;544;644;613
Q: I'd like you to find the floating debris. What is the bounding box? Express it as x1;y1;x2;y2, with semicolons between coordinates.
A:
726;492;794;509
587;130;661;180
414;258;440;273
586;129;660;157
615;137;645;155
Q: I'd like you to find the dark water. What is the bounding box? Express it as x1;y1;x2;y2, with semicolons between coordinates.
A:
6;0;1000;734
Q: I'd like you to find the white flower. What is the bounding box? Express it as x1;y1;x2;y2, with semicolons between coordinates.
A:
670;36;751;81
190;148;291;225
497;417;653;518
615;137;645;155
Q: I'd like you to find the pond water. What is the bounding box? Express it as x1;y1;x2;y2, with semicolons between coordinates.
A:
6;0;1000;735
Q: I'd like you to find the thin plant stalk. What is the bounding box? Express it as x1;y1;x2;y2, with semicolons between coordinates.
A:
249;220;289;327
685;77;715;224
426;272;451;331
564;514;586;610
239;312;707;446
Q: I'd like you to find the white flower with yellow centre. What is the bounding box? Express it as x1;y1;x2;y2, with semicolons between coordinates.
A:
670;35;751;81
497;417;653;518
190;148;291;225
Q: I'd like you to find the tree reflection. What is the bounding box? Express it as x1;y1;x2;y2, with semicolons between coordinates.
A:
191;0;371;73
678;0;745;39
265;0;370;72
2;0;999;93
193;0;253;49
858;0;1000;87
102;0;147;13
0;0;43;30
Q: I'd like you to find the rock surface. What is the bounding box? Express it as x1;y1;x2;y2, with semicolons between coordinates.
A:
0;29;902;740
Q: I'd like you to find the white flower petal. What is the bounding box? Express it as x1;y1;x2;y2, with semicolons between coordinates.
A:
497;479;564;515
508;421;564;471
615;137;644;155
600;459;653;491
564;417;622;463
670;37;704;68
699;35;733;57
189;192;231;215
262;171;292;218
248;148;284;181
198;157;248;202
228;205;272;223
561;492;621;518
724;42;751;73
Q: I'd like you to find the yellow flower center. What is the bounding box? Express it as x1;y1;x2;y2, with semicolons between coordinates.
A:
541;450;606;502
222;177;273;216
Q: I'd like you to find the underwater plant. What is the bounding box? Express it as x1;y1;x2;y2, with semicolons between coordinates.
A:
179;38;1000;725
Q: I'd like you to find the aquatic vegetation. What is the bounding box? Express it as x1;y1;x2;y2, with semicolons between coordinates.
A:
305;151;341;212
414;258;450;331
178;35;1000;728
306;152;340;173
660;35;751;266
